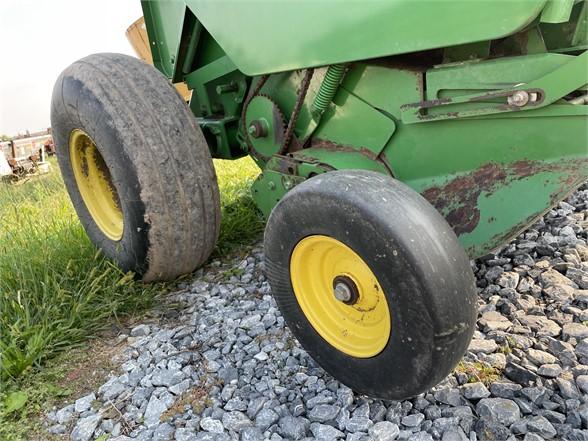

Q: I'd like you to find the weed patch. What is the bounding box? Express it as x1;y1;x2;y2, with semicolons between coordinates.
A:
455;361;501;385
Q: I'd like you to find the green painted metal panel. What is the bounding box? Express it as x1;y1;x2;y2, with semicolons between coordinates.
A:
183;0;548;75
141;1;587;259
141;0;186;78
425;53;573;99
256;67;396;159
465;171;583;256
327;52;588;257
251;149;390;219
292;148;390;175
252;170;305;218
341;64;424;120
401;51;588;123
541;0;575;22
384;112;587;257
311;88;395;157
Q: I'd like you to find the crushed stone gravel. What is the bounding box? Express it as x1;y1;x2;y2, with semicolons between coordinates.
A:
46;184;588;441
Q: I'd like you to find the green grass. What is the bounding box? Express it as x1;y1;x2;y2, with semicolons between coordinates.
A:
213;158;264;254
0;344;118;441
455;360;501;386
0;156;261;434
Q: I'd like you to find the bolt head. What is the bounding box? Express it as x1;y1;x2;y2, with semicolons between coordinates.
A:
248;120;268;138
508;90;530;107
334;282;352;303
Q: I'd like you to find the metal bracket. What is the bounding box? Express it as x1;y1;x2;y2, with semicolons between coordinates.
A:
541;0;575;23
401;50;588;123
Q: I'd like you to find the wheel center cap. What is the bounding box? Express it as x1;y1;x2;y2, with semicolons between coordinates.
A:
332;275;359;305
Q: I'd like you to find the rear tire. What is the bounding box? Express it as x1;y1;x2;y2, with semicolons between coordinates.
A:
264;170;477;399
51;53;220;281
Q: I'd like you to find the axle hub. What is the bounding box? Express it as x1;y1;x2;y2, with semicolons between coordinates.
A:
332;275;359;305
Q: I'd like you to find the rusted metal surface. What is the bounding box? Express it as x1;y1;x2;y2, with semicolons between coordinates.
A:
422;158;588;237
309;139;380;161
272;154;302;176
2;155;42;182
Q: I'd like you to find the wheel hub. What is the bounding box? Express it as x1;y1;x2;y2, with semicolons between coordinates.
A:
289;235;391;358
333;275;359;305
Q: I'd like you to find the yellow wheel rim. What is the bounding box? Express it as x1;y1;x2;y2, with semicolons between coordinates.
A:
290;235;391;358
69;129;124;241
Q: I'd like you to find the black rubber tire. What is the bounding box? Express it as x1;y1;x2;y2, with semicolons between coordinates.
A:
51;53;220;281
264;170;477;400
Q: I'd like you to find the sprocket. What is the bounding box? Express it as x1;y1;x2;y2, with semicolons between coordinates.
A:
243;94;286;160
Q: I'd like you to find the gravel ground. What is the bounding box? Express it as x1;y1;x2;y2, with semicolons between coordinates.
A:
47;185;588;441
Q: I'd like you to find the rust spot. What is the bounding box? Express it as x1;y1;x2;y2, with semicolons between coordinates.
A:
92;149;122;211
402;97;453;110
445;207;480;235
309;138;380;161
422;158;588;236
422;162;507;235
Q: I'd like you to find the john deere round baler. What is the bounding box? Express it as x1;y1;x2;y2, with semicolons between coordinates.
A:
51;0;588;399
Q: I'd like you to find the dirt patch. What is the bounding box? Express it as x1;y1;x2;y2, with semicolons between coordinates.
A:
22;337;128;441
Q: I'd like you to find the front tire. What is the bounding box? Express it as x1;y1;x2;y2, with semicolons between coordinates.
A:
51;53;220;281
264;170;477;399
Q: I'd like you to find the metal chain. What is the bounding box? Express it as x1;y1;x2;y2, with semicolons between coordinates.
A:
279;69;314;155
241;69;314;156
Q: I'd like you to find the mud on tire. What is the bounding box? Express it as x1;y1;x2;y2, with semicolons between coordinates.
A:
51;53;220;281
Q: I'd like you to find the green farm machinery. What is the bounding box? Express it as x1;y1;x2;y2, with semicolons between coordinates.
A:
51;0;588;399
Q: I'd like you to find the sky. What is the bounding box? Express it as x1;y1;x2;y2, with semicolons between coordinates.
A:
0;1;143;136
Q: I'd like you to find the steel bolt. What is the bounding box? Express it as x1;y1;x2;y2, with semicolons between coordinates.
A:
248;120;268;138
216;82;239;95
334;282;353;303
508;90;530;107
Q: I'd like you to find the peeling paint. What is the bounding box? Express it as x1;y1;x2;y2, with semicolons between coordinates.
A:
422;158;588;238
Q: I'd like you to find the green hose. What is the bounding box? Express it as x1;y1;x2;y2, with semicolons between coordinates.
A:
311;64;346;119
